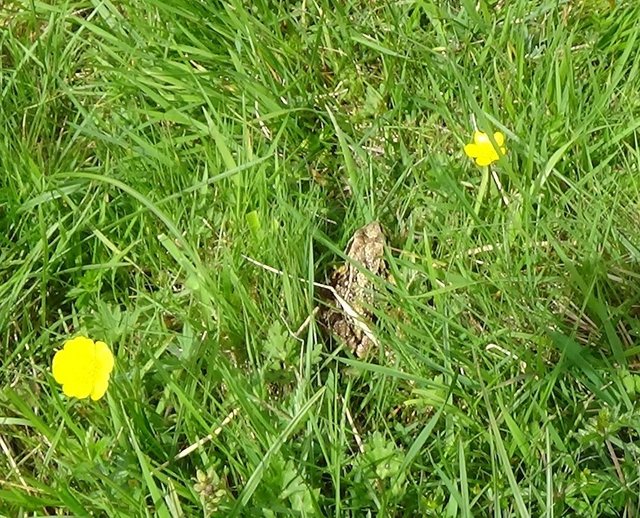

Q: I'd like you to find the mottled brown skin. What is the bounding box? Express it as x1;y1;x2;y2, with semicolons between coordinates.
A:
323;221;387;357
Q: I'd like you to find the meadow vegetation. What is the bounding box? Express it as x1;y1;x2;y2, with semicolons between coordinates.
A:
2;0;640;516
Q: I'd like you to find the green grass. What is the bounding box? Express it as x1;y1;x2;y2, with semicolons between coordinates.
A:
2;0;640;515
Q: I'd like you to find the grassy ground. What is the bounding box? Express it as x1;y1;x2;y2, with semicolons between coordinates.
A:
2;0;640;516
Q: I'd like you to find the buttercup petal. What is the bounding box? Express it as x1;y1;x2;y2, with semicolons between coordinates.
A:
65;336;95;356
464;143;480;158
63;376;93;399
94;341;114;376
52;349;71;384
91;376;110;401
493;132;505;146
476;155;494;166
65;337;96;371
473;131;489;145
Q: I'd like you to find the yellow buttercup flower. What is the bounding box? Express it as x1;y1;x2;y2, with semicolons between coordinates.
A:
52;336;114;401
464;131;506;166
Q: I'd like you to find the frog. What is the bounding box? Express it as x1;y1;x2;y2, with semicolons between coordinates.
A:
322;221;387;357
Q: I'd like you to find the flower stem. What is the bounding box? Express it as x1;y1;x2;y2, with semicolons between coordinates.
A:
490;168;509;206
473;166;490;216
